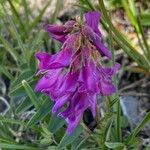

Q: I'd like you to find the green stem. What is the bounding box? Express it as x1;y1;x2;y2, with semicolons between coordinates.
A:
107;11;122;142
115;99;122;142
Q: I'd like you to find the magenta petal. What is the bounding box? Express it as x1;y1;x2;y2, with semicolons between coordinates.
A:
83;26;112;58
66;114;81;134
97;63;120;95
59;92;94;134
63;33;78;50
36;52;52;72
45;24;67;43
35;51;70;72
59;101;73;119
103;63;120;76
99;79;116;95
85;11;101;36
67;93;94;133
59;72;79;94
50;71;78;100
36;48;73;70
49;48;73;69
97;66;118;95
88;93;97;118
96;40;112;58
43;34;78;69
34;69;61;92
52;95;70;114
78;62;99;93
64;20;76;32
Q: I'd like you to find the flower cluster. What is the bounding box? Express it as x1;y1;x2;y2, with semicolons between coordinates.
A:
35;11;120;134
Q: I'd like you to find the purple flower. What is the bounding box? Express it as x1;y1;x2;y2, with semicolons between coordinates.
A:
35;11;120;134
45;20;76;43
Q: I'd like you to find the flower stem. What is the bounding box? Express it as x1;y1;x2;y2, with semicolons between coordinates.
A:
115;99;122;142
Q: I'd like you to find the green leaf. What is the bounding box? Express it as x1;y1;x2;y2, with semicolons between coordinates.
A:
105;142;125;149
11;69;35;88
140;13;150;26
10;79;37;97
16;95;45;114
16;97;33;114
121;0;139;32
126;111;150;145
105;122;113;141
110;97;119;107
0;115;26;126
0;123;14;142
71;137;88;150
22;0;30;29
27;97;52;127
0;34;19;62
2;4;30;62
137;17;150;60
29;52;37;71
0;143;37;150
58;125;83;149
20;63;28;70
48;115;65;133
128;0;136;16
0;65;14;80
0;137;14;144
22;80;40;109
41;123;53;137
30;30;44;51
40;138;53;147
7;0;27;36
0;115;41;133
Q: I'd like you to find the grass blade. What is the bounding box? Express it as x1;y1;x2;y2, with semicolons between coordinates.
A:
30;30;44;51
0;143;37;150
22;80;39;109
105;142;125;149
58;125;83;149
121;0;139;32
0;65;14;80
10;79;37;97
7;0;27;36
27;97;52;127
22;0;30;28
1;4;30;63
125;111;150;145
98;0;150;71
0;34;19;62
140;13;150;26
0;115;25;126
11;69;35;88
48;115;65;133
16;97;33;114
50;0;64;23
137;17;150;59
29;0;52;32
